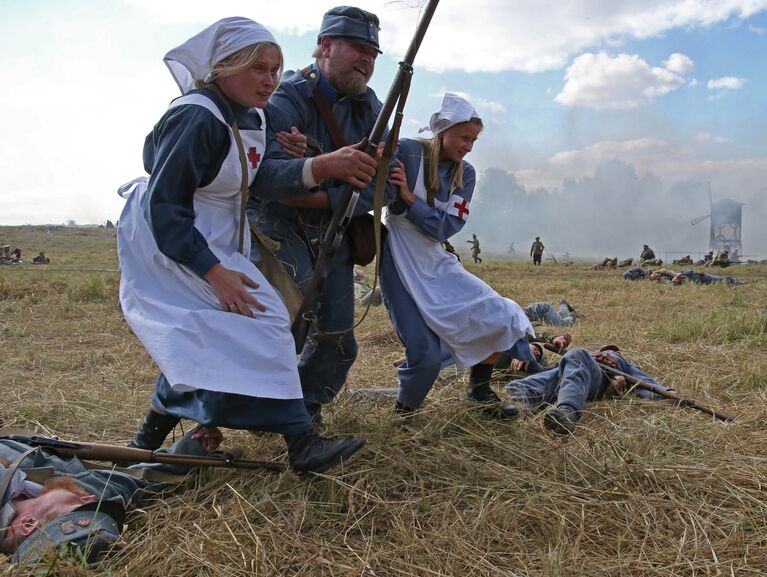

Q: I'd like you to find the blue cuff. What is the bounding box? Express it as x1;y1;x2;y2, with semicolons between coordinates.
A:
188;249;220;278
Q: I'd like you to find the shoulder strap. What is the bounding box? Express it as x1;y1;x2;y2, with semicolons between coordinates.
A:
311;85;348;149
204;84;250;254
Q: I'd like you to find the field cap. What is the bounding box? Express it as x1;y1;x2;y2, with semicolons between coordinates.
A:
164;17;278;94
318;6;381;53
420;92;479;135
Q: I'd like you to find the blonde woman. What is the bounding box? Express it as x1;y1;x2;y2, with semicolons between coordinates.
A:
381;93;534;415
117;17;363;474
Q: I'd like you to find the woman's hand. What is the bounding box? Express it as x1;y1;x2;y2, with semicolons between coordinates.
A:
276;126;307;158
204;263;266;317
388;159;415;206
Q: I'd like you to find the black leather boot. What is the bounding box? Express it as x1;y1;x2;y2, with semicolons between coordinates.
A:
127;408;181;450
285;432;365;474
467;364;519;419
543;404;579;435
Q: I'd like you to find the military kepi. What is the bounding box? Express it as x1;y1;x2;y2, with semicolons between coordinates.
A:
318;6;381;53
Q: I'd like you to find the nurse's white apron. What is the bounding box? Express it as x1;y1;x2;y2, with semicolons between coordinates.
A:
117;94;302;399
384;153;533;368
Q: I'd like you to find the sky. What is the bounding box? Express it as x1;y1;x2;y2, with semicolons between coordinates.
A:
1;0;766;258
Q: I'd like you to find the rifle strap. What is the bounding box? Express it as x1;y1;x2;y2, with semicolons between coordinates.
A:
311;85;348;148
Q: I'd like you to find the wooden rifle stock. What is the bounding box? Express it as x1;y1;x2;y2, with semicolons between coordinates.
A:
7;435;286;471
290;0;441;353
533;340;734;422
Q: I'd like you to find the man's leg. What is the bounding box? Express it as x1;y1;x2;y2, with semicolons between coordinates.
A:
298;244;357;411
504;369;559;410
538;302;573;326
544;349;605;434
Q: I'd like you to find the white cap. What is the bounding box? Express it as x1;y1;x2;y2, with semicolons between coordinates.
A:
163;17;277;95
420;92;479;135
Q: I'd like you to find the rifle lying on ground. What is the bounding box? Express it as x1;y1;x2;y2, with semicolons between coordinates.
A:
5;434;286;471
531;338;735;422
291;0;441;353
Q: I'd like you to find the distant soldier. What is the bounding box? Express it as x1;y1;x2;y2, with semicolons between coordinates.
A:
466;234;482;263
639;244;655;262
507;241;515;257
11;248;22;263
707;247;730;268
617;257;633;268
443;240;460;261
530;237;544;266
673;255;692;265
31;252;49;265
1;245;11;262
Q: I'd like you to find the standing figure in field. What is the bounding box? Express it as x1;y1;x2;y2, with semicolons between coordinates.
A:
116;17;364;475
247;6;390;425
380;93;534;416
530;236;544;265
466;233;482;263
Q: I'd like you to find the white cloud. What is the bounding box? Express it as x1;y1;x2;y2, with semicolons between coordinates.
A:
554;52;693;109
748;24;766;34
663;52;694;74
693;132;729;144
707;76;745;90
541;137;767;195
124;0;767;73
513;169;563;191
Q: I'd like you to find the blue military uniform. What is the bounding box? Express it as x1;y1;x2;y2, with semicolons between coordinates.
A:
524;302;574;326
247;22;391;409
505;348;668;416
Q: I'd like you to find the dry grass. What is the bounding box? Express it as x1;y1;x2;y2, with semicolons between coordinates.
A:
1;226;766;576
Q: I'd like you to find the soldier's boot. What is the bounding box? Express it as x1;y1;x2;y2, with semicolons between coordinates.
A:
305;401;324;429
127;408;181;450
543;404;579;435
394;400;417;416
467;364;518;419
285;431;365;475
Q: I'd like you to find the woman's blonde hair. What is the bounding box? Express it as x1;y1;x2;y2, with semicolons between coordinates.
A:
419;118;483;195
194;42;283;88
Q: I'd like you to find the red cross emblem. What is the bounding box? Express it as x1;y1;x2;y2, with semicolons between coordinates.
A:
247;148;261;169
453;199;470;219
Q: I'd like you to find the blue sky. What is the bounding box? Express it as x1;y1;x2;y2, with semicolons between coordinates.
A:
1;0;765;256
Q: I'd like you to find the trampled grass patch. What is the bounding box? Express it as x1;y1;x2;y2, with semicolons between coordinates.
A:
1;226;766;576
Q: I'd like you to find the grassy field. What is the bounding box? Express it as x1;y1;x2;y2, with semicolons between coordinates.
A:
1;225;766;576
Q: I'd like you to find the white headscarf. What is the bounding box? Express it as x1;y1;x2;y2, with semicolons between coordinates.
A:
164;17;278;95
419;92;480;135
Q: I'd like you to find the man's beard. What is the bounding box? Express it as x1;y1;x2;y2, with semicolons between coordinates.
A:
325;62;368;97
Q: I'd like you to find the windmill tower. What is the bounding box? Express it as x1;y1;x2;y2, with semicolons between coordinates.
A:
690;182;743;255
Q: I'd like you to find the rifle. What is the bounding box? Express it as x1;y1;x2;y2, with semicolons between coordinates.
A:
5;434;286;472
530;338;735;422
291;0;441;353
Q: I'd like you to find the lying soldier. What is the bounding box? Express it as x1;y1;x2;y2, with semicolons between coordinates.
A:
504;346;670;435
0;426;221;565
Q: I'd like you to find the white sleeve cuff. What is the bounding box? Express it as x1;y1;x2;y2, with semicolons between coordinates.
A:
301;158;319;189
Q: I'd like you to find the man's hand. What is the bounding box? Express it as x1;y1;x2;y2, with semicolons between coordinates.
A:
605;375;627;398
204;263;267;317
191;426;224;452
310;139;378;188
510;359;530;372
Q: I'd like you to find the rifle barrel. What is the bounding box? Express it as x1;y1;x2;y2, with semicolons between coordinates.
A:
290;0;441;352
9;436;286;471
